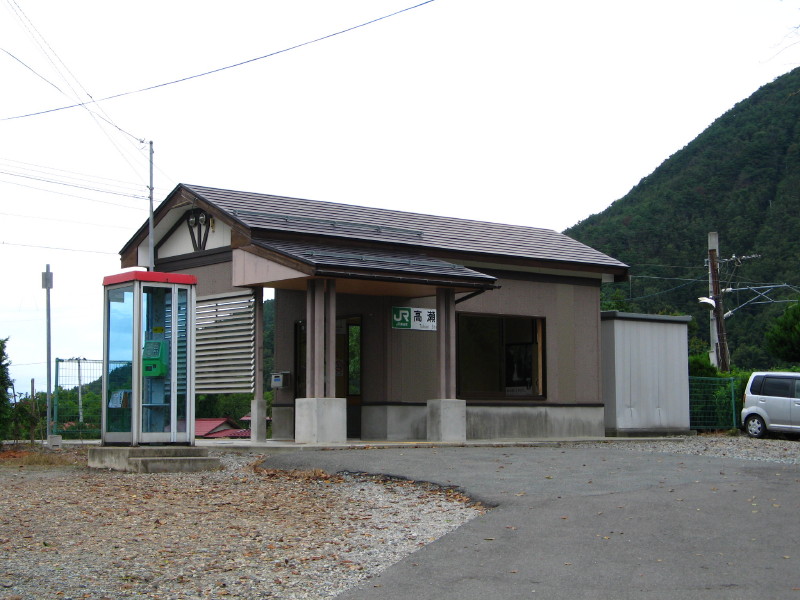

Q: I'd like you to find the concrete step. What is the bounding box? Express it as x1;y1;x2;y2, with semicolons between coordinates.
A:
127;456;222;473
88;446;221;473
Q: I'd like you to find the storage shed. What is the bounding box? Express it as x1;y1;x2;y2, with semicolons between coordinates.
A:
601;311;691;436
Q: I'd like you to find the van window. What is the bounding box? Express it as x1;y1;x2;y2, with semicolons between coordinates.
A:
762;377;794;398
750;375;764;395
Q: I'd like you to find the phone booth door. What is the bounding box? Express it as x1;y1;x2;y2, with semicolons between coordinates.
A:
102;271;196;446
139;283;192;443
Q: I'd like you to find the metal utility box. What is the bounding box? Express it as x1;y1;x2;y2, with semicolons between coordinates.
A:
270;372;290;389
102;271;197;445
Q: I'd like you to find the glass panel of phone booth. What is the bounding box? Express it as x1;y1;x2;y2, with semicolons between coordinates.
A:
106;285;134;433
176;288;188;433
141;286;171;435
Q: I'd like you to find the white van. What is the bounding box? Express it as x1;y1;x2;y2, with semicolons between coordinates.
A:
741;372;800;438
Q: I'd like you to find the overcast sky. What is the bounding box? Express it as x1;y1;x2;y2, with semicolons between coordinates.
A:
3;0;800;394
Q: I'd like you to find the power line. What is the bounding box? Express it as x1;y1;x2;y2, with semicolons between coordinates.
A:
0;46;63;94
630;263;706;270
0;178;149;210
1;0;437;121
4;0;143;143
4;0;147;182
627;277;707;301
0;211;132;229
0;157;145;194
0;241;117;255
630;275;705;282
0;169;147;199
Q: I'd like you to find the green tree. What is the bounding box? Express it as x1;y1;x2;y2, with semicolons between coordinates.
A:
765;302;800;363
0;338;12;440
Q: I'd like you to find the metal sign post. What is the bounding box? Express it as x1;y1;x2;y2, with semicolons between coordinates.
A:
42;264;53;439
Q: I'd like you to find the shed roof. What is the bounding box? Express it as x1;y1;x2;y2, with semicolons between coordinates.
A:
251;238;498;286
177;184;627;273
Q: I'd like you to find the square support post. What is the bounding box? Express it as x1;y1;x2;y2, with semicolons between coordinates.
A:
324;280;337;398
436;288;456;399
306;279;326;398
427;398;466;442
295;397;347;444
251;287;267;442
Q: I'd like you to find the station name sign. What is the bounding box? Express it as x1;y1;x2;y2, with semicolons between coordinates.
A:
391;306;437;331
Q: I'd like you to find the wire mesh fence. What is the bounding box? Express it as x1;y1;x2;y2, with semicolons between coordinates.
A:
53;358;128;439
689;376;739;430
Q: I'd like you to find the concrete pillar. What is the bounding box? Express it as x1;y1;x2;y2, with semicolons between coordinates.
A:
295;397;347;444
427;398;466;442
250;287;267;442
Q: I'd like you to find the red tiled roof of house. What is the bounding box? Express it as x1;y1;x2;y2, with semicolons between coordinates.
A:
204;428;251;438
195;418;240;437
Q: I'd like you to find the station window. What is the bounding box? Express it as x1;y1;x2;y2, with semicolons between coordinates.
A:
457;314;545;398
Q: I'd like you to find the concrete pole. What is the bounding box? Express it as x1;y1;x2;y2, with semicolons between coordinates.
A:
708;232;730;372
708;233;719;367
148;141;155;271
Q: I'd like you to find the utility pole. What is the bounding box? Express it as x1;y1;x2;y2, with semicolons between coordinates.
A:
42;264;53;438
148;141;155;271
707;233;730;371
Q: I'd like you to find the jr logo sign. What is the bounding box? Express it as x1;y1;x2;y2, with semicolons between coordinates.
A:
392;306;411;329
391;306;437;331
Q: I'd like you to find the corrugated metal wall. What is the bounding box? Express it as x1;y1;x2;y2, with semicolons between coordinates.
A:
195;290;255;394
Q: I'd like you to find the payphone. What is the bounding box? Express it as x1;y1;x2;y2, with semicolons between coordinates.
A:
143;340;168;377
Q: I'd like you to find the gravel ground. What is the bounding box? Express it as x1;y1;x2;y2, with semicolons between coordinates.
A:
567;432;800;464
0;449;481;600
1;434;798;600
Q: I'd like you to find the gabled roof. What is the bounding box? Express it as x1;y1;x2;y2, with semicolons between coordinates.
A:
204;428;251;439
178;184;627;273
195;417;240;437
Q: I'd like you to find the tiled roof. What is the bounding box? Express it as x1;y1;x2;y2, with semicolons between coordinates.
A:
204;428;251;439
195;417;240;437
182;184;627;271
252;239;497;285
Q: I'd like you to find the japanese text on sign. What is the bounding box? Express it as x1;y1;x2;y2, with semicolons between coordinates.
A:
391;306;437;331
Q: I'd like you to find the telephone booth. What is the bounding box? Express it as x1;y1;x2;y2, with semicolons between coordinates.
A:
101;271;197;446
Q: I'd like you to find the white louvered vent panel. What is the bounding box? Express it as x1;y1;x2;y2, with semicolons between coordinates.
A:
195;291;256;394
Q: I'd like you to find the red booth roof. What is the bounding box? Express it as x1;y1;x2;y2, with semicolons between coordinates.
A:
103;271;197;286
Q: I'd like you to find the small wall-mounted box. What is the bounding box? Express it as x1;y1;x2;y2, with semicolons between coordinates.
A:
270;372;291;389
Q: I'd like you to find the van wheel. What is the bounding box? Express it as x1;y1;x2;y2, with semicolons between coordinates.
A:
745;415;767;438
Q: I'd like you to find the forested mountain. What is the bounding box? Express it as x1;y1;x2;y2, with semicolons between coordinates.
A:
565;67;800;369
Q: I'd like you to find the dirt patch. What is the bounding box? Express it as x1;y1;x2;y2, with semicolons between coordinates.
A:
0;444;88;469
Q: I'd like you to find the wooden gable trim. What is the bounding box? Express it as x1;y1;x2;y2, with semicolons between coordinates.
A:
119;184;254;265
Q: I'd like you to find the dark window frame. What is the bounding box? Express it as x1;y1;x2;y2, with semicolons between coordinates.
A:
456;312;546;400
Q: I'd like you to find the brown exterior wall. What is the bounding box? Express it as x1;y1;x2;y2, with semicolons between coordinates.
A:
274;273;602;409
455;275;602;406
168;261;239;297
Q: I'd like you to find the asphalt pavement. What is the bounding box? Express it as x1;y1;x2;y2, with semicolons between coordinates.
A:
262;443;800;599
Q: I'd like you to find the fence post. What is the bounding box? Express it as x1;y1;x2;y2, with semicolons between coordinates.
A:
77;358;83;423
54;358;60;435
